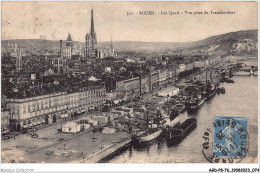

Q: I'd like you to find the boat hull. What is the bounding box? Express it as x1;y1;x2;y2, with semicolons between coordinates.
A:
164;115;181;128
165;118;197;145
206;89;217;100
187;98;205;112
138;129;163;143
176;106;186;113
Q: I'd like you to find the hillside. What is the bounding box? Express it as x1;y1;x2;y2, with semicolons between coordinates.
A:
175;29;258;54
1;29;257;54
1;39;189;53
96;41;190;53
1;39;84;51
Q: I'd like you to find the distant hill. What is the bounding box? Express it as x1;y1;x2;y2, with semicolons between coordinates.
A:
1;39;190;53
176;29;258;54
1;39;84;51
96;41;190;53
192;30;257;46
2;29;257;54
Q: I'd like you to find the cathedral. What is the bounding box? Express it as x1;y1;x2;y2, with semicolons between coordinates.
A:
84;8;117;59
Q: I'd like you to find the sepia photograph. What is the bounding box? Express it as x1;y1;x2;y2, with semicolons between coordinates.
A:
1;1;259;172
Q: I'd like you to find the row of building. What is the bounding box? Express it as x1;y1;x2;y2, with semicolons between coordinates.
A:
2;85;106;131
103;56;222;104
105;67;178;104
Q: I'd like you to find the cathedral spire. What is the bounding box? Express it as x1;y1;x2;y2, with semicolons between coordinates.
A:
110;36;113;49
90;8;95;37
85;7;97;58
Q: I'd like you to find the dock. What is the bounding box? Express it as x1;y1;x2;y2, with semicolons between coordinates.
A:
80;135;132;163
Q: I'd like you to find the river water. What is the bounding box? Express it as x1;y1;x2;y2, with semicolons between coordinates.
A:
104;75;258;163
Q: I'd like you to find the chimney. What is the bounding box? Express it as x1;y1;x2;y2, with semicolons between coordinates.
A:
60;40;62;57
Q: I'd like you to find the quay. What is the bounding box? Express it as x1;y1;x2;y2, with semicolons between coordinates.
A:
80;135;132;163
2;126;131;163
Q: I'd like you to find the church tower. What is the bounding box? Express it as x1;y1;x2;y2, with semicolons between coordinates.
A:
110;36;115;57
53;40;64;74
16;49;23;71
85;8;97;58
66;33;73;60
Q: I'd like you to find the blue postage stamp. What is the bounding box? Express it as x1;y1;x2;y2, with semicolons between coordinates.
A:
213;116;248;158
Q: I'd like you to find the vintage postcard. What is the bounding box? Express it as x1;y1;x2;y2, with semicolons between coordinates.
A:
1;1;259;172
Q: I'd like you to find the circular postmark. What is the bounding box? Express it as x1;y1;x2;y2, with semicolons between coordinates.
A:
202;116;248;163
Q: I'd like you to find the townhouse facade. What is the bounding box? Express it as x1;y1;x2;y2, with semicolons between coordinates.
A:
123;77;140;100
158;70;168;87
151;70;159;91
1;111;9;130
141;75;149;94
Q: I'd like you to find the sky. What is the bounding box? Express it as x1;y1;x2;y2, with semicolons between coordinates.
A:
1;1;258;43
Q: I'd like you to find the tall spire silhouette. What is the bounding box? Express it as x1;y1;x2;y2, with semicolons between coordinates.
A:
90;8;95;38
110;36;113;49
85;7;97;58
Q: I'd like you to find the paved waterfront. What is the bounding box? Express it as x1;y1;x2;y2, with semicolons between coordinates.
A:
1;120;128;163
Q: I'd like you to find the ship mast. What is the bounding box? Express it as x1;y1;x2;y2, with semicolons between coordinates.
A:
206;58;208;86
192;58;194;76
157;107;160;130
